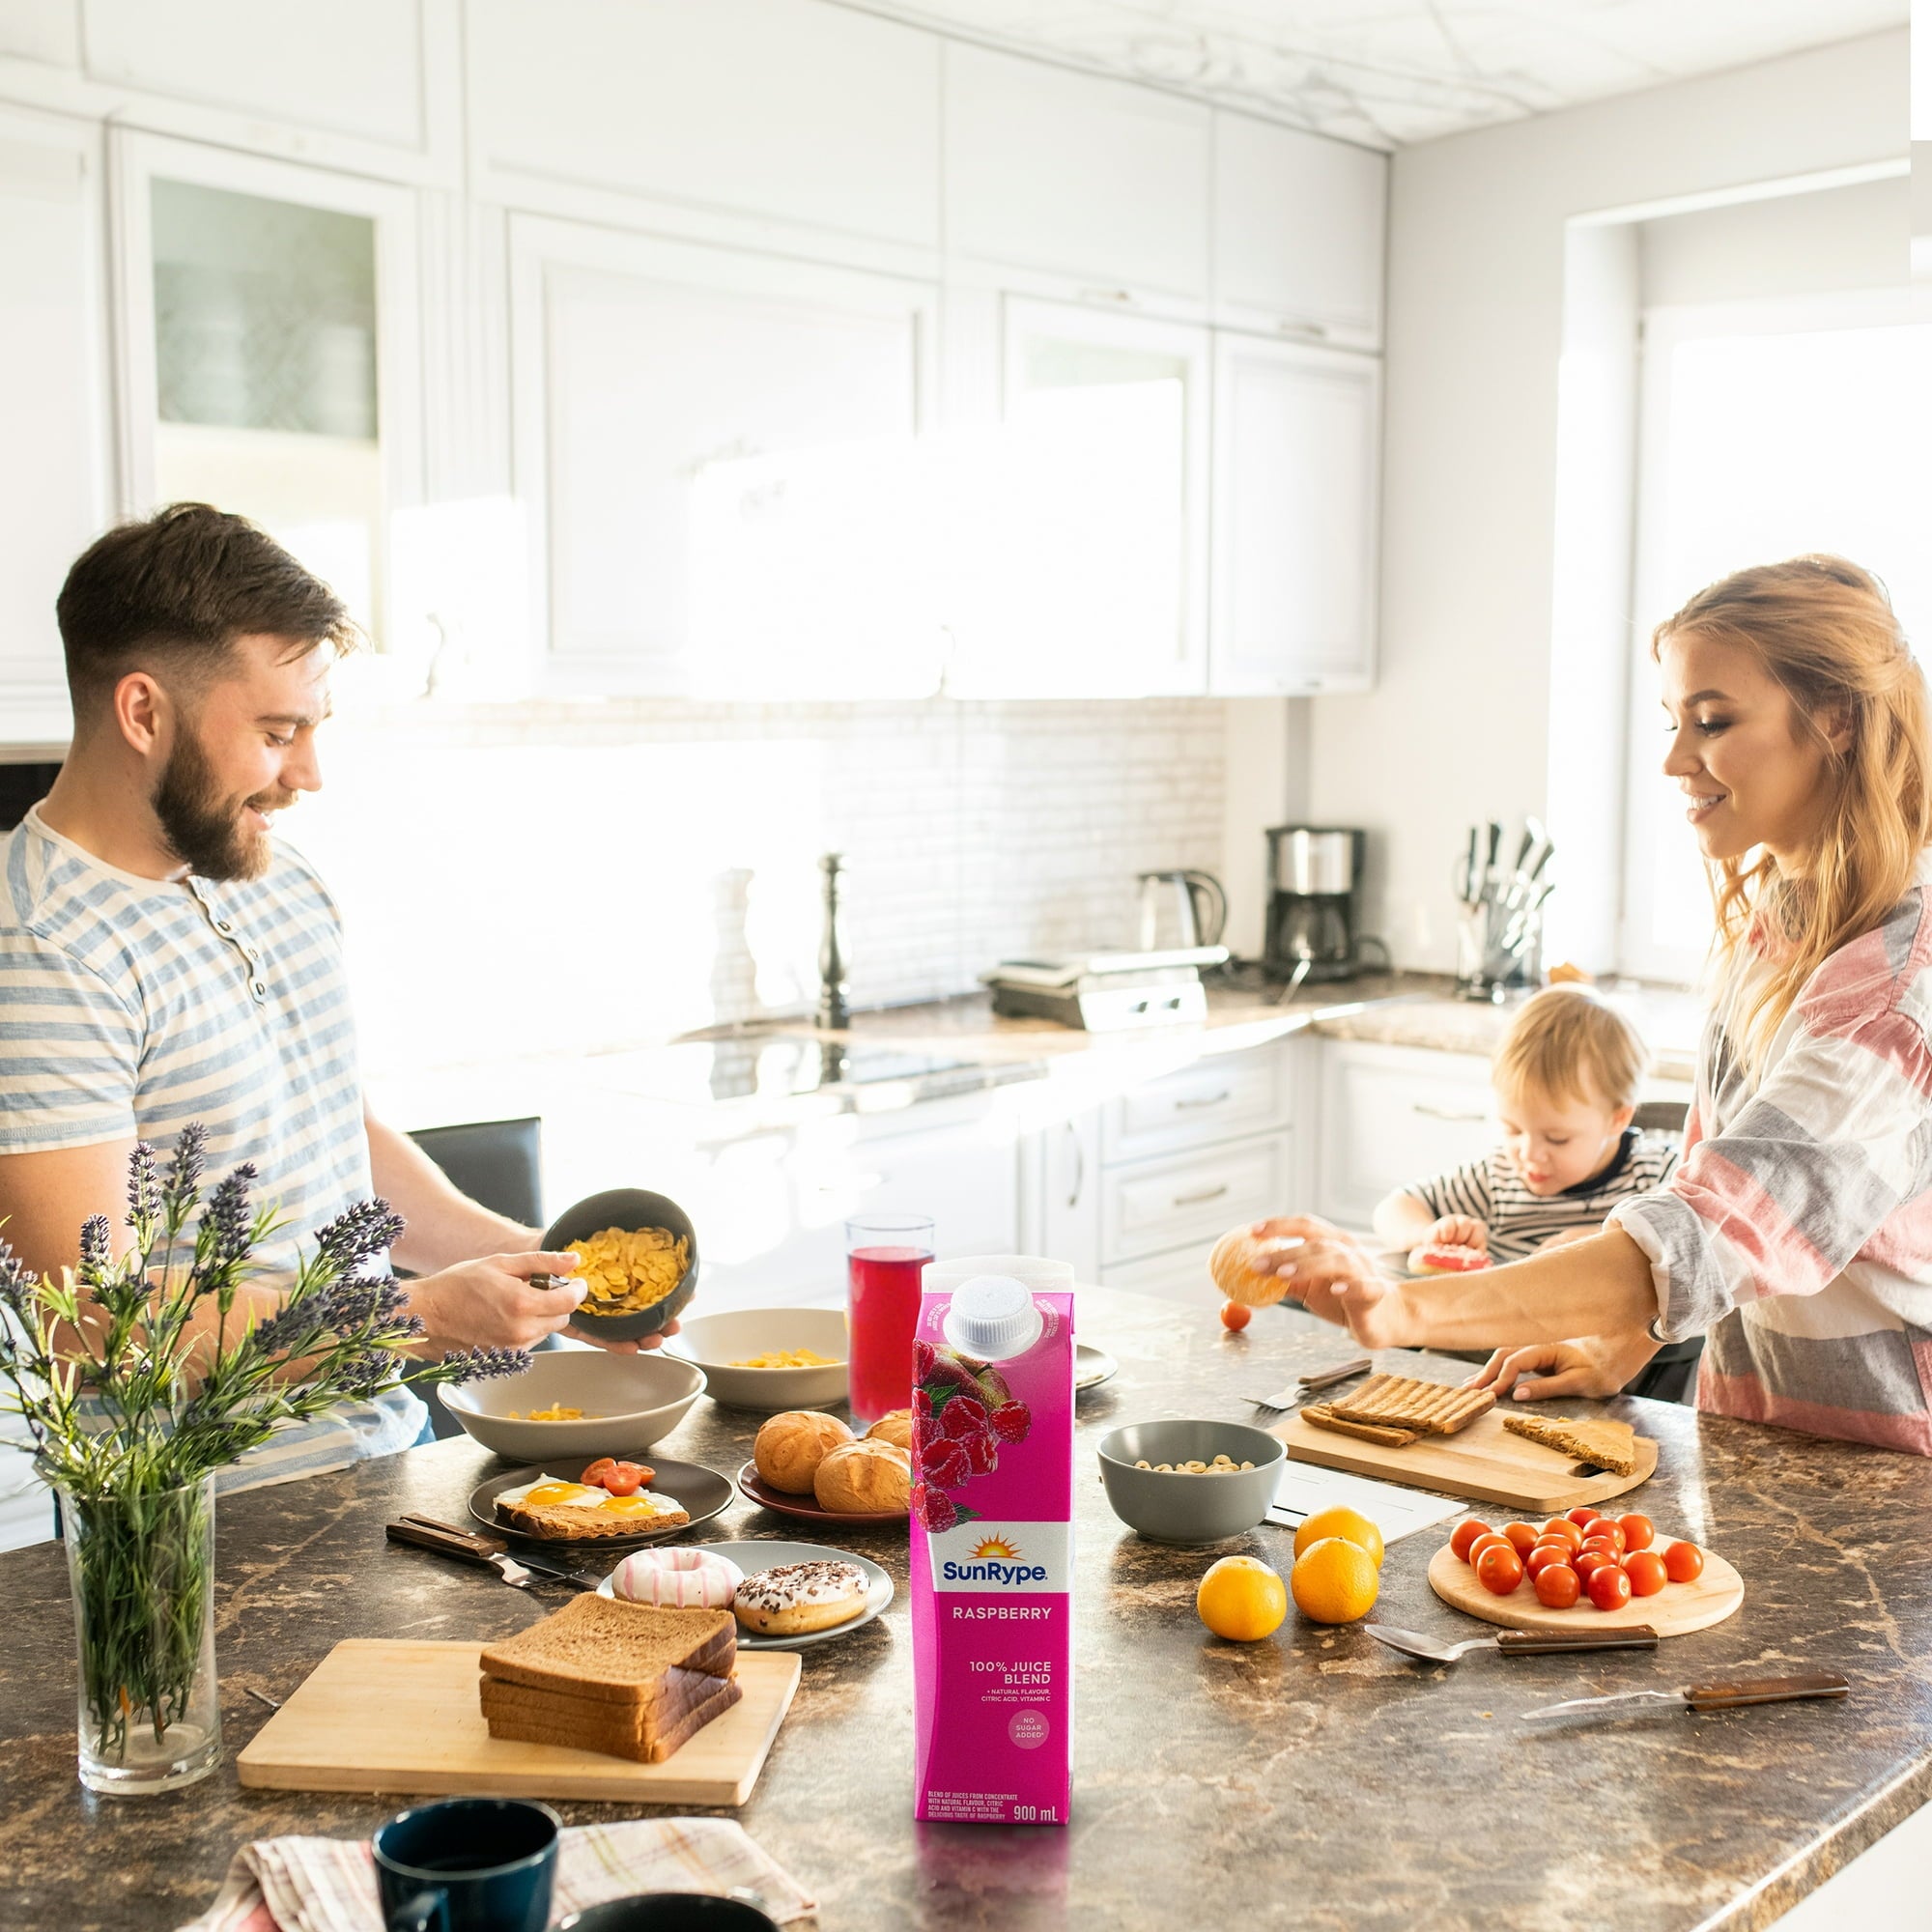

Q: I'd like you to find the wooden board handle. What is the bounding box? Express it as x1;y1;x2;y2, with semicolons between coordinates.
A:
1497;1625;1661;1655
1686;1673;1849;1712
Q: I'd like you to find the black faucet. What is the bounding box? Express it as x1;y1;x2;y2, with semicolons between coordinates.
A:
817;852;849;1033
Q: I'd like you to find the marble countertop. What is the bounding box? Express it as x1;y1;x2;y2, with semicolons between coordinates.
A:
4;1289;1925;1932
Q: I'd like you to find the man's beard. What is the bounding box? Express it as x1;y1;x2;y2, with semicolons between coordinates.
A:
153;725;290;883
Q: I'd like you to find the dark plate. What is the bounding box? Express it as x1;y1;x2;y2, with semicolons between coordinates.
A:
736;1462;907;1526
469;1460;735;1548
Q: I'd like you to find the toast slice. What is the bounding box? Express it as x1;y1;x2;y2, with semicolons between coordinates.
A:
1323;1373;1494;1436
1300;1404;1418;1448
479;1596;735;1708
480;1662;725;1743
495;1492;690;1541
484;1671;743;1764
1502;1411;1639;1476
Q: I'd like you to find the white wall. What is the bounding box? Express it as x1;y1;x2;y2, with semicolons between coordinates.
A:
1305;30;1911;974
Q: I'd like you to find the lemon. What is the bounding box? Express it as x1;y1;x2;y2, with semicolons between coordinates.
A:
1290;1536;1379;1624
1195;1554;1288;1642
1293;1504;1384;1570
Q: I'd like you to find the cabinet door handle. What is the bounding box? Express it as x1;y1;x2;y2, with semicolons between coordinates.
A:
1173;1184;1230;1207
1065;1122;1085;1209
1412;1102;1488;1122
1275;316;1331;340
1080;286;1139;307
1174;1092;1233;1111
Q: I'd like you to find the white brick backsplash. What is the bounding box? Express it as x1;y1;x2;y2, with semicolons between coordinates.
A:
288;696;1234;1077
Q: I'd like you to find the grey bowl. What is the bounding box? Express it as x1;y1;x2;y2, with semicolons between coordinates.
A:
542;1187;698;1342
1095;1420;1286;1545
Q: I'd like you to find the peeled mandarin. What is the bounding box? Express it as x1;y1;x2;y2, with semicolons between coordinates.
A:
1293;1504;1384;1570
1290;1537;1380;1625
1195;1554;1289;1642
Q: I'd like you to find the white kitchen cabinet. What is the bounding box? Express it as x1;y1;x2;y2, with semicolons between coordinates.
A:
509;215;941;698
1315;1040;1495;1230
1209;333;1380;695
1097;1241;1220;1306
1212;112;1386;350
0;102;110;748
943;41;1209;309
1102;1049;1287;1165
946;296;1210;697
1024;1107;1103;1284
1102;1130;1291;1265
467;0;939;262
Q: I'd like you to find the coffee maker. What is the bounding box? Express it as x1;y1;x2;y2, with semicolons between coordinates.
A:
1264;826;1366;983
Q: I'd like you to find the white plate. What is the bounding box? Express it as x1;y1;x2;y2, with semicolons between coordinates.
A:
1076;1343;1119;1392
438;1352;706;1463
665;1308;850;1411
597;1538;893;1651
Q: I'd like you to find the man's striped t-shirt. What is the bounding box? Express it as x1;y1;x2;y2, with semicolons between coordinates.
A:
1410;1130;1681;1263
0;804;424;1503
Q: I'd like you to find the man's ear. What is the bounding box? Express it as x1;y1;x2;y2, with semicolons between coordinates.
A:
111;670;171;758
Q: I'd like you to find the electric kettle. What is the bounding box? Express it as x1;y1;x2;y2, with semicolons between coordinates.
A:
1136;870;1227;952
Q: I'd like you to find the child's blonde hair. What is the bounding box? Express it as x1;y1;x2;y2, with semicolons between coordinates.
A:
1492;987;1649;1111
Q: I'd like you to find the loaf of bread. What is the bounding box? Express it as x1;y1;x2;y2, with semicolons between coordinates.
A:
753;1409;853;1493
1208;1227;1293;1309
813;1437;911;1514
865;1408;914;1452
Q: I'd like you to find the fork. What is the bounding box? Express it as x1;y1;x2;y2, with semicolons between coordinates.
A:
1248;1356;1374;1414
1364;1623;1662;1664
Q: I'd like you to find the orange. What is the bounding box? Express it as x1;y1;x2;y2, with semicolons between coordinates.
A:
1292;1505;1384;1571
1194;1554;1288;1642
1290;1537;1379;1624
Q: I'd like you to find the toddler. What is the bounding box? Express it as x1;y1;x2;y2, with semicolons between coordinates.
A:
1374;987;1678;1266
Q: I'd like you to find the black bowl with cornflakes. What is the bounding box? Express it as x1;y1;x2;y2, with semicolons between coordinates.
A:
541;1188;699;1341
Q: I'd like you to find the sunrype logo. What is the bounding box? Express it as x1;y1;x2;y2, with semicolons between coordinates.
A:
941;1534;1047;1588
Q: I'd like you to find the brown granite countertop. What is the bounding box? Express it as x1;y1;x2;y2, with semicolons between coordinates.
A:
9;1289;1925;1932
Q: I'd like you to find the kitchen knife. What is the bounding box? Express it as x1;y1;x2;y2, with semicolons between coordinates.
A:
1522;1672;1849;1720
386;1517;606;1591
1483;821;1502;895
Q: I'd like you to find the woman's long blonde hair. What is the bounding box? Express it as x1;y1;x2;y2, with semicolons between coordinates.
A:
1653;555;1931;1075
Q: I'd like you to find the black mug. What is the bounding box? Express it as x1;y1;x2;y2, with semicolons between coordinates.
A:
373;1797;560;1932
559;1895;780;1932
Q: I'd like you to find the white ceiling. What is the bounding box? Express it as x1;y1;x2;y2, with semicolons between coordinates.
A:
842;1;1908;148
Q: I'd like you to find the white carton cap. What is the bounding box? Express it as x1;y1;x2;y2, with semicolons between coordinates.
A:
942;1274;1043;1362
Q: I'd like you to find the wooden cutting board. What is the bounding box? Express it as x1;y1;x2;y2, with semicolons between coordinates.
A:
1428;1538;1744;1636
238;1641;800;1805
1272;1406;1659;1512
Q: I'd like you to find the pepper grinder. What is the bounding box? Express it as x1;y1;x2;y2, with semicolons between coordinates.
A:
817;852;849;1032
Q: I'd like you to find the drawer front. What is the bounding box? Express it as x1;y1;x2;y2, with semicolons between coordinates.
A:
1102;1048;1286;1164
1316;1041;1493;1230
1101;1130;1289;1264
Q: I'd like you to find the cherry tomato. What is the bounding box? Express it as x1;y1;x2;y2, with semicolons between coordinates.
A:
1565;1506;1601;1527
1525;1543;1574;1578
1500;1521;1540;1557
1468;1534;1516;1567
1533;1562;1581;1609
1662;1540;1705;1584
599;1461;647;1497
1450;1520;1493;1563
1587;1564;1633;1612
1581;1522;1626;1553
1623;1549;1667;1597
1539;1519;1584;1549
1618;1513;1656;1553
1573;1548;1617;1585
1578;1536;1623;1565
581;1458;619;1488
1220;1301;1253;1331
1474;1545;1524;1596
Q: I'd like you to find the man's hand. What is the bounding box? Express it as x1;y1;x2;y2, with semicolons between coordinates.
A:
1245;1216;1412;1350
565;1315;682;1354
403;1251;589;1356
1463;1330;1660;1402
1425;1214;1488;1252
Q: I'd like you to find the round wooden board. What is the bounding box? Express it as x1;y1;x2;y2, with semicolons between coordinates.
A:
1427;1538;1744;1637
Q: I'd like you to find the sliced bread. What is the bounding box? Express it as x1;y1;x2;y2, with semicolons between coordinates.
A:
479;1663;724;1743
479;1595;736;1707
484;1672;743;1764
1323;1373;1494;1436
495;1492;691;1542
1502;1411;1639;1476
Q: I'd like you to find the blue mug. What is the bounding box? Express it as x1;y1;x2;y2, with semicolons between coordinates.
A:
373;1797;560;1932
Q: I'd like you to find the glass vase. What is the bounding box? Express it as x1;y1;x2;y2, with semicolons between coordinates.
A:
58;1473;221;1796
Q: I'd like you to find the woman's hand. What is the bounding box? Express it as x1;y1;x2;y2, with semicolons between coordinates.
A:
1464;1329;1660;1401
1247;1216;1411;1349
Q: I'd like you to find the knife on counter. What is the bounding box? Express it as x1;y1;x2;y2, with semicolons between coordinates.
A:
386;1514;607;1591
1522;1672;1849;1721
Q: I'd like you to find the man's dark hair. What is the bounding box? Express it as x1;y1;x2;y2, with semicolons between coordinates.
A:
56;503;358;719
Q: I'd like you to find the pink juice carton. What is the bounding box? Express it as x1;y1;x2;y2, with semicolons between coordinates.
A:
910;1257;1075;1826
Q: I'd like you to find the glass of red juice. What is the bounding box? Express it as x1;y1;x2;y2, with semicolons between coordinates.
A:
845;1214;935;1425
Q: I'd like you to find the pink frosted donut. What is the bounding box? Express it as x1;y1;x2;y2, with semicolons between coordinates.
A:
610;1546;744;1609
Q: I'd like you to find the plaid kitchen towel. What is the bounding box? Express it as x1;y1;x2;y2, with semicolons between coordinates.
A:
176;1816;816;1931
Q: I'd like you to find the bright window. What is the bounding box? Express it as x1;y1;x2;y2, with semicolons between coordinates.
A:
1620;292;1932;982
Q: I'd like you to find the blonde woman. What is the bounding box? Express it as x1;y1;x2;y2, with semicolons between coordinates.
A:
1256;556;1932;1454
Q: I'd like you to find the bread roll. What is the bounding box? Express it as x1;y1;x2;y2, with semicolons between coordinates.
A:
813;1437;912;1514
1208;1227;1293;1309
865;1408;913;1452
753;1409;853;1493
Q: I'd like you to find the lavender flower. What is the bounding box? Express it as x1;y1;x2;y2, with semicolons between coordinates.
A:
165;1122;208;1208
336;1349;397;1398
246;1297;321;1358
203;1163;258;1264
314;1199;405;1274
441;1346;533;1384
126;1140;158;1226
78;1213;112;1274
0;1239;29;1319
321;1274;414;1336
